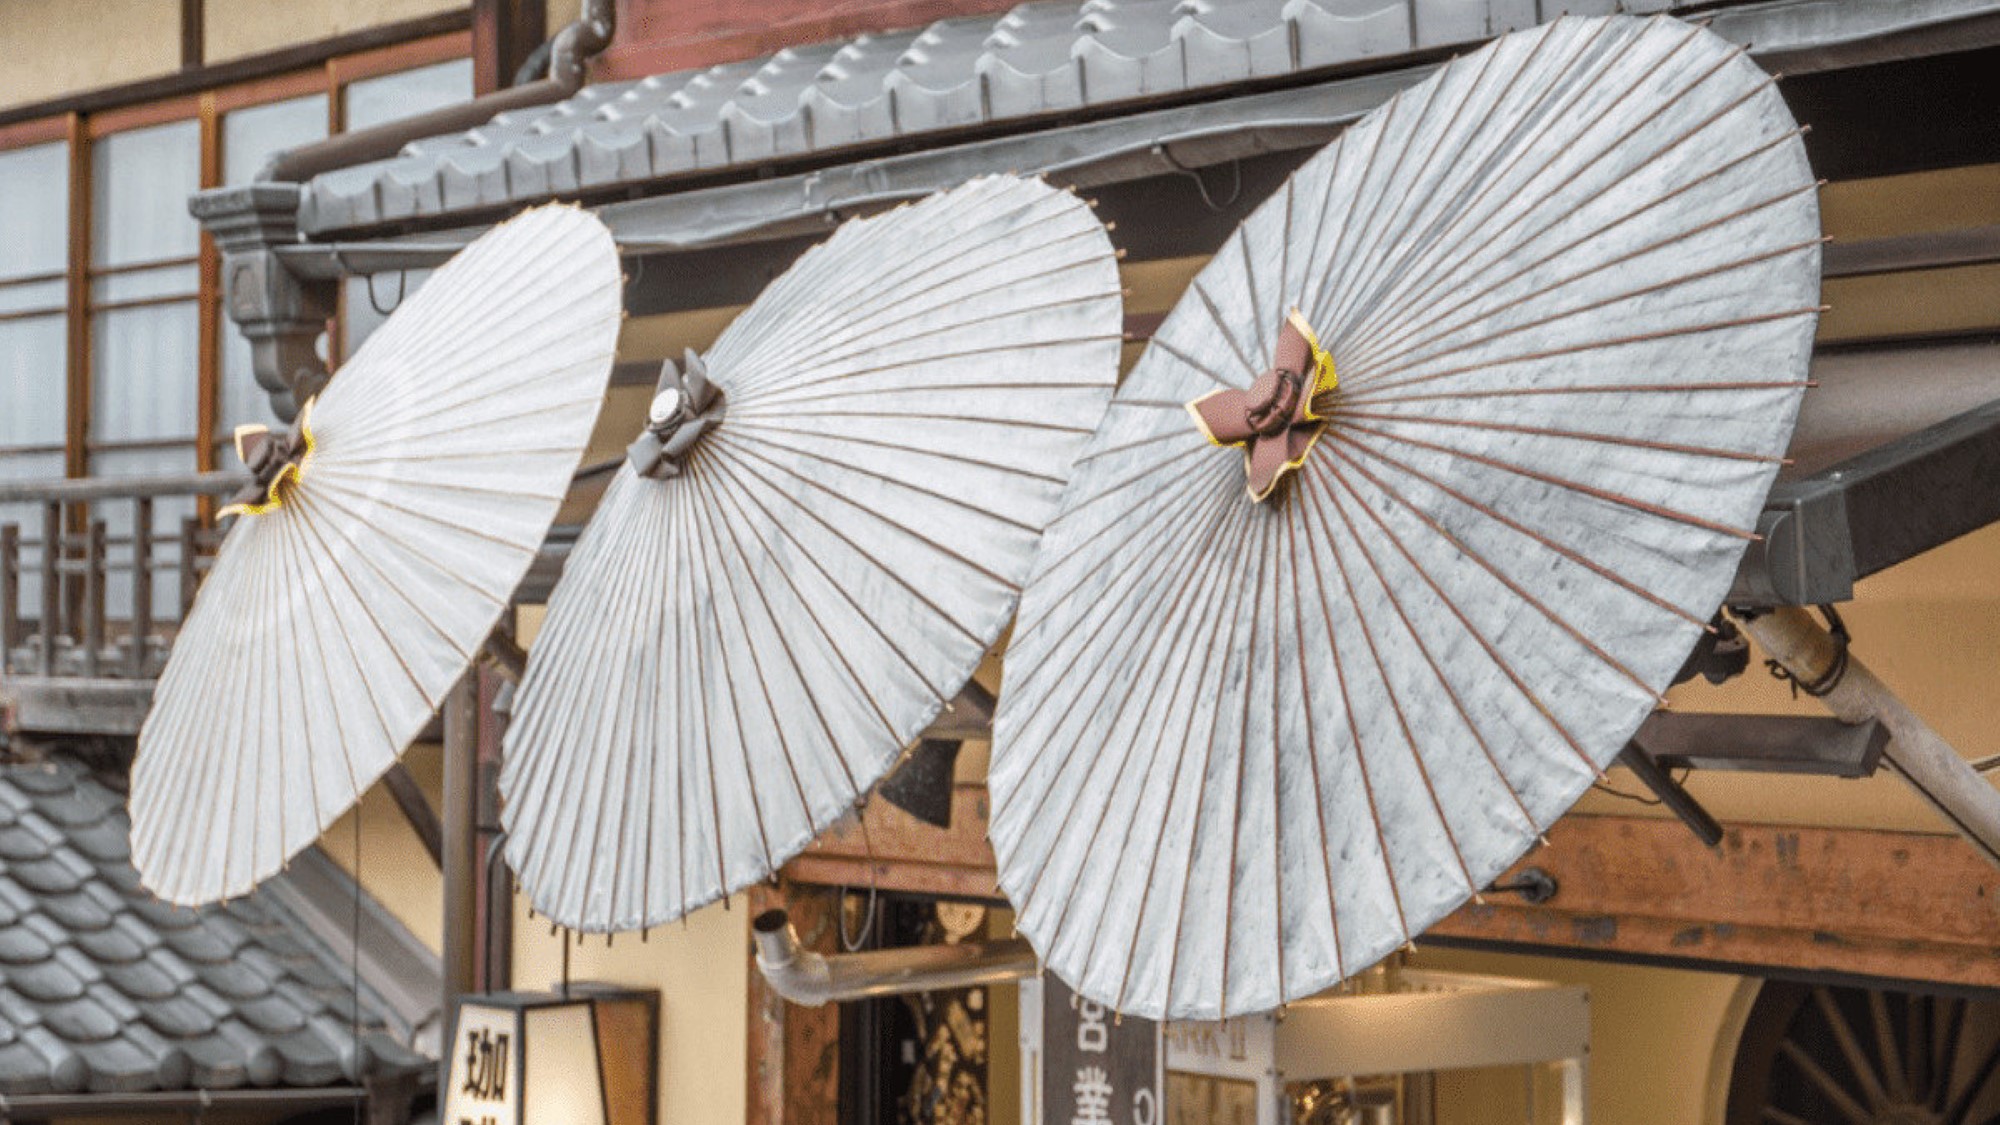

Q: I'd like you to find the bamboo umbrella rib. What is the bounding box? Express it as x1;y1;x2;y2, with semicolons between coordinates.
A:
1352;126;1810;369
1282;511;1344;979
724;417;1072;486
1339;379;1812;409
1315;15;1631;333
1332;409;1785;465
1022;487;1255;973
712;426;1046;536
1331;23;1720;341
1001;478;1250;906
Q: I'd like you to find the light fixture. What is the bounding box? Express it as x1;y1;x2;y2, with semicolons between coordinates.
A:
442;992;609;1125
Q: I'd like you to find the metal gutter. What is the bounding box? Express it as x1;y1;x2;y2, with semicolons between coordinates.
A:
0;1085;368;1116
258;0;613;183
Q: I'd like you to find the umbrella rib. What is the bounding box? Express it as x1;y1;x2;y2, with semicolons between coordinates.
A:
1314;462;1542;834
713;433;1018;624
1340;23;1717;351
1028;487;1254;980
682;456;783;890
1311;76;1415;334
1139;334;1241;391
678;479;738;909
725;417;1070;485
1352;235;1824;389
736;394;1104;428
1282;509;1344;979
1318;64;1447;336
1186;278;1264;381
1333;408;1786;465
739;365;1123;415
687;459;825;830
1115;496;1265;1016
1010;451;1231;655
1237;224;1271;364
722;187;1077;390
1310;470;1482;898
1065;421;1189;469
1289;480;1415;946
1002;482;1247;864
274;516;342;869
1333;18;1677;345
1308;444;1602;775
282;493;430;748
1338;379;1813;409
699;448;941;729
712;425;1045;537
1325;34;1509;330
1332;428;1709;627
1326;441;1666;703
700;450;912;748
1337;417;1760;541
1222;514;1276;1012
731;244;1112;396
302;484;504;653
1352;127;1811;371
698;470;868;804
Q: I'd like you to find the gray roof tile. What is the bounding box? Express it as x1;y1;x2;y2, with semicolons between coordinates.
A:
298;0;1672;233
0;757;430;1096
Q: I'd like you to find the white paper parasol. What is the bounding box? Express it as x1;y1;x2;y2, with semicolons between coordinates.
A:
989;14;1821;1019
132;204;622;904
500;175;1123;931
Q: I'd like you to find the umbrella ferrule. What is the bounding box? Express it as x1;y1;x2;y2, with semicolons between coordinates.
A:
219;398;317;519
1185;309;1336;502
629;348;725;479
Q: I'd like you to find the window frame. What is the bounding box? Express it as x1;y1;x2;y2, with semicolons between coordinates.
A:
0;29;472;500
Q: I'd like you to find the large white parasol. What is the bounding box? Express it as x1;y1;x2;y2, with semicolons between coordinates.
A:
132;204;622;904
500;175;1123;931
989;14;1822;1019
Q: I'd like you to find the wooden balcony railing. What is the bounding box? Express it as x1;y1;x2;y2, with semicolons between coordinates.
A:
0;471;244;735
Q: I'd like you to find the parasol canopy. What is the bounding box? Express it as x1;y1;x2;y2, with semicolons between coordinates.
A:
989;13;1822;1019
500;175;1123;931
132;204;622;904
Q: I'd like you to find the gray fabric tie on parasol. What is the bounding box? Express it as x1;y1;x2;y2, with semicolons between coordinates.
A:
989;14;1822;1019
131;204;623;905
500;174;1124;932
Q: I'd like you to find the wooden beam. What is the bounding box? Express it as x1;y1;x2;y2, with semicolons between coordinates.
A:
64;113;90;483
1430;814;2000;992
785;782;2000;991
0;678;154;736
784;787;1000;900
195;94;221;524
473;0;548;95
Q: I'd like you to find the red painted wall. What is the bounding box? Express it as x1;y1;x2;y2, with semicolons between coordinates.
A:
597;0;1024;79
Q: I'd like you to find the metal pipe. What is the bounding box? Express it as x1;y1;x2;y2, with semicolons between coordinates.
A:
260;0;613;183
752;909;1037;1006
1735;605;2000;868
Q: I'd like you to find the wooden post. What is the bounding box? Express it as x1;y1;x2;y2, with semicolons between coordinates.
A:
441;673;480;1036
1735;606;2000;869
130;497;152;676
39;502;59;675
82;519;105;677
1;523;18;675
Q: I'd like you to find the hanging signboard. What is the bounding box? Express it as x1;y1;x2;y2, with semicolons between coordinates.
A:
1024;975;1161;1125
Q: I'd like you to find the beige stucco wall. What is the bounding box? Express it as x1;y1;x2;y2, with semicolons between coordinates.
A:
512;898;751;1125
0;0;181;111
204;0;469;63
1412;947;1753;1125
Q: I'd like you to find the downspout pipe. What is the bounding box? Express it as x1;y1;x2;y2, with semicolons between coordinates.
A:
260;0;614;183
752;909;1038;1006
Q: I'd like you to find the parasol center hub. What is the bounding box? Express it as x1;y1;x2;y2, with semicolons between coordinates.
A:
1185;309;1337;503
220;401;317;518
628;349;726;480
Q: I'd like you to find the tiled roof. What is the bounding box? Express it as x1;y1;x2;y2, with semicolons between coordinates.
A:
0;756;428;1096
299;0;1663;233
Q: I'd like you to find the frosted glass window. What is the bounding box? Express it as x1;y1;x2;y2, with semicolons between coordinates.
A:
341;59;471;354
0;141;70;611
218;95;330;441
92;120;202;614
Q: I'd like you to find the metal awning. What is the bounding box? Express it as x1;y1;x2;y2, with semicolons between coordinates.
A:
293;0;2000;236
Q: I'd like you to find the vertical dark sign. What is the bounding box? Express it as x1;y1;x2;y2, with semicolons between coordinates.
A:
1042;977;1160;1125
